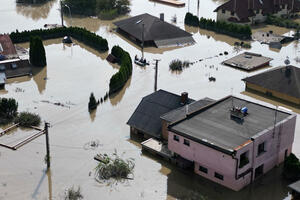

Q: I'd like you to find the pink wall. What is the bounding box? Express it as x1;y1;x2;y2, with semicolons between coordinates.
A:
168;114;297;191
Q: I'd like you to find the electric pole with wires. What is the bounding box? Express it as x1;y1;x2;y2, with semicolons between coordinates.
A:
44;122;51;169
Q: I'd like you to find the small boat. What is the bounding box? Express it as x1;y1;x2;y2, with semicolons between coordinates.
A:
134;55;149;66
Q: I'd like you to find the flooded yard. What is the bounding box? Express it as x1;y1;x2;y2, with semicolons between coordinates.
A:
0;0;299;199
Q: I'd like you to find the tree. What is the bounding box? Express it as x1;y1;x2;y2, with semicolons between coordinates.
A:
88;93;98;110
0;98;18;119
29;36;47;67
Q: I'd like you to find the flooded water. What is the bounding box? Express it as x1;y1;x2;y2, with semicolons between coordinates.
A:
0;0;299;199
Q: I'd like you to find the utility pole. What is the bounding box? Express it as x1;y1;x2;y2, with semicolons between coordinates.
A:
197;0;200;18
45;122;50;169
141;23;145;60
153;59;161;92
60;0;64;27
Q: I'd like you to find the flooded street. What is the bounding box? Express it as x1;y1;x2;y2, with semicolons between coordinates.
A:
0;0;299;199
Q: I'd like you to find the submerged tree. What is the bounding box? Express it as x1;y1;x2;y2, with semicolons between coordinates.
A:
29;36;47;67
65;186;83;200
283;153;300;181
0;98;18;119
88;92;98;110
14;112;41;127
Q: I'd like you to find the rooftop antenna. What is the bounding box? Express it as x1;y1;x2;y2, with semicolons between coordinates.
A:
231;87;234;108
273;106;278;138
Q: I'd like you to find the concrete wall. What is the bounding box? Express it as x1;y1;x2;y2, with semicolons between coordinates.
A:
246;82;300;104
168;114;297;191
161;120;169;140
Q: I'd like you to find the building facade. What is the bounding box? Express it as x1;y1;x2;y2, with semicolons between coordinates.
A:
167;96;297;191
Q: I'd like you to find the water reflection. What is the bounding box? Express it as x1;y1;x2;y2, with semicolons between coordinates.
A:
109;77;132;106
16;0;57;21
89;108;97;122
47;169;53;200
32;66;47;94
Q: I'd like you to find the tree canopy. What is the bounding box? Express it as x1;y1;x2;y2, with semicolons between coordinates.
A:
29;36;47;67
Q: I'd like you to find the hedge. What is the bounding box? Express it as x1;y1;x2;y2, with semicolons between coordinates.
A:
266;15;300;29
184;13;252;39
109;46;132;94
10;27;108;52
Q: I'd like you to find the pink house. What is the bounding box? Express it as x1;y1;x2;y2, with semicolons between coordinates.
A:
168;96;297;191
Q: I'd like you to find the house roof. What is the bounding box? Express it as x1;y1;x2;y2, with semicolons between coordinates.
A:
289;180;300;193
214;0;300;23
127;90;194;138
242;65;300;99
161;97;215;123
114;13;195;46
0;35;17;57
169;96;292;154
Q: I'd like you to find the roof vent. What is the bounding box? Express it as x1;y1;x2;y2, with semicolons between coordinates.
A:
230;106;248;120
181;92;188;105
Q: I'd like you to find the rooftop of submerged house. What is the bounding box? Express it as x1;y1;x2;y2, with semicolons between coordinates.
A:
169;96;292;154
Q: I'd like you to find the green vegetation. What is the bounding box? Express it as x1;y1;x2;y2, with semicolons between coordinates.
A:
63;0;130;20
283;153;300;181
169;59;190;71
185;12;199;27
109;46;132;94
0;98;18;121
266;15;300;29
17;0;51;3
234;41;251;49
88;93;99;110
10;27;108;52
14;112;41;127
65;186;83;200
29;36;47;67
184;13;252;39
95;153;134;181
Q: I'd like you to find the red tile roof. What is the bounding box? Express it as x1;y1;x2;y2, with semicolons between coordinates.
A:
0;34;17;57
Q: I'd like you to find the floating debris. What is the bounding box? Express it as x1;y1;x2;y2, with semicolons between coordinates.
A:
84;139;102;150
15;87;25;93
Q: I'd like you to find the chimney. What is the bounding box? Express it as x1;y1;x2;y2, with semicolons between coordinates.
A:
160;13;164;21
181;92;188;105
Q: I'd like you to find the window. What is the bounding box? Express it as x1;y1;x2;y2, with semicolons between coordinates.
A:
231;11;235;16
173;135;179;142
255;164;264;178
215;172;224;180
222;9;225;13
183;139;190;146
257;142;266;156
239;151;249;168
199;166;208;174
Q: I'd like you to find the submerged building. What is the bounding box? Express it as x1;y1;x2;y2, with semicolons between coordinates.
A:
128;92;297;191
168;96;296;191
242;65;300;105
214;0;300;24
114;13;195;48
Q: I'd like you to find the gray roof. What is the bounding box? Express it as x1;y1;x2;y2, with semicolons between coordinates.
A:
114;13;195;46
169;96;291;154
222;52;273;71
161;97;215;123
127;90;194;138
243;65;300;99
289;180;300;193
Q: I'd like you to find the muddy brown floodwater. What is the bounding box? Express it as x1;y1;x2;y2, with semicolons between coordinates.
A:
0;0;299;199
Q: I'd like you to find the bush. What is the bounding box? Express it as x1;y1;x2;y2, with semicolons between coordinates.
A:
0;98;18;119
184;13;252;39
30;36;47;67
283;153;300;181
184;12;199;27
169;59;190;71
109;46;132;94
95;152;134;181
14;112;41;127
65;186;83;200
99;9;118;20
266;15;300;29
10;27;109;52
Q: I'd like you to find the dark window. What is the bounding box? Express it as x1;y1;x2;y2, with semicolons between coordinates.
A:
239;151;249;168
199;166;208;174
222;9;225;13
183;139;190;146
173;135;179;142
255;164;264;178
231;11;235;16
215;172;224;180
257;142;266;156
